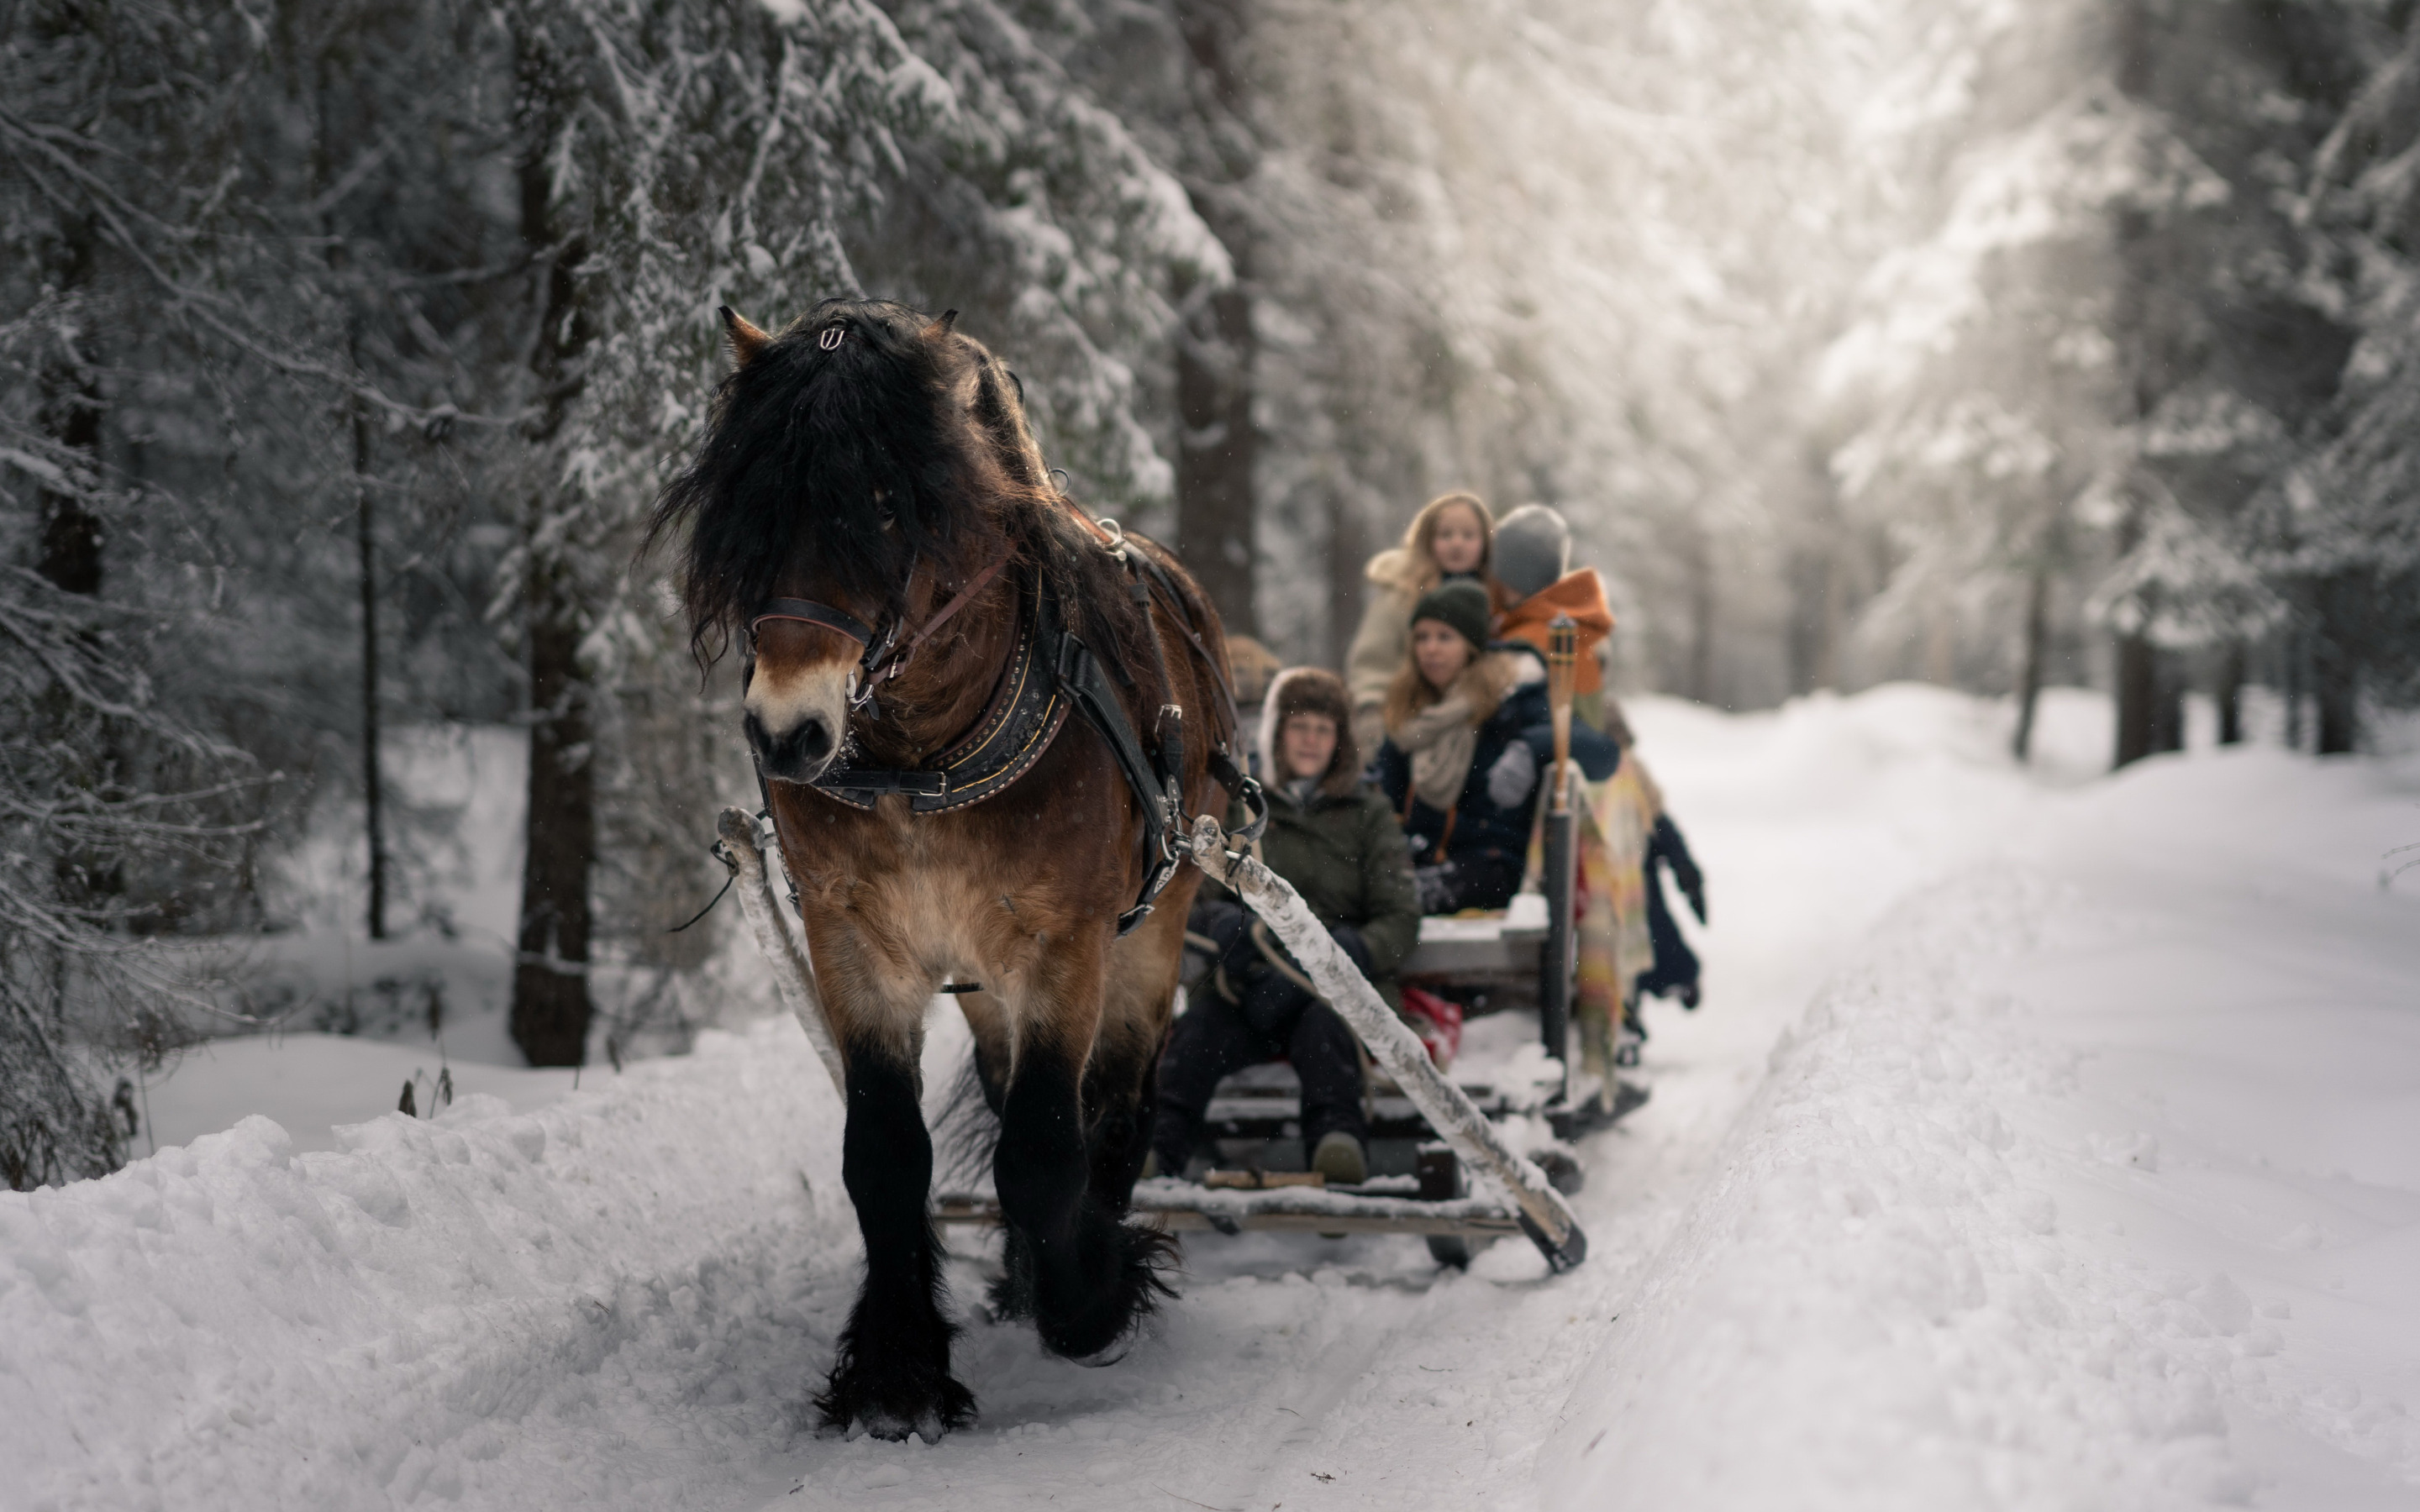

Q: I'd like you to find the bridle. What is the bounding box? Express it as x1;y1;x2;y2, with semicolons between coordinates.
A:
744;517;1267;937
748;554;1009;714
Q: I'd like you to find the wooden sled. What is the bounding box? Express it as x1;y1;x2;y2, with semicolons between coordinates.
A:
717;622;1644;1273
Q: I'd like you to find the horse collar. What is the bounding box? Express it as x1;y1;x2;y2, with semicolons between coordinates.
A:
808;574;1070;815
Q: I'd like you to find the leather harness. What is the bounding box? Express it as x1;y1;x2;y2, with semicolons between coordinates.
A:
749;528;1265;937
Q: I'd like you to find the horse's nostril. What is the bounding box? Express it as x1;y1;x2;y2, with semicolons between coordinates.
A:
747;711;836;780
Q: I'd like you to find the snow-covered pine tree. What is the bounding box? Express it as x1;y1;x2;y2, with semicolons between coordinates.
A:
0;1;288;1184
2091;0;2377;763
2264;7;2420;748
1819;0;2160;753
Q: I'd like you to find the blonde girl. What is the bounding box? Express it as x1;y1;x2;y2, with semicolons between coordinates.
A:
1344;491;1497;751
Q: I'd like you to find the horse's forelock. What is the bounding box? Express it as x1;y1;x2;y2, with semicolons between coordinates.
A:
648;300;1004;669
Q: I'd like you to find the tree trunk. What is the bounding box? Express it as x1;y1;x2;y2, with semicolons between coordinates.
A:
1923;593;1956;686
507;29;597;1067
1785;542;1835;696
354;393;387;940
2113;630;2156;769
1324;486;1367;670
2151;649;2185;754
2282;622;2304;750
1171;1;1258;640
321;55;389;943
511;601;595;1065
1176;277;1257;639
2214;640;2245;747
2314;575;2360;754
1686;522;1715;703
36;226;103;598
2012;559;2049;762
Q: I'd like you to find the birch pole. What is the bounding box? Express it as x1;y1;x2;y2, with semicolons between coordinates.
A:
716;806;844;1096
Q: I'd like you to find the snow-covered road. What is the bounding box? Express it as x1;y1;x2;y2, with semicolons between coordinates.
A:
7;688;2416;1511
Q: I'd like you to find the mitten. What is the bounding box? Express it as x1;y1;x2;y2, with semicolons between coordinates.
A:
1486;741;1538;809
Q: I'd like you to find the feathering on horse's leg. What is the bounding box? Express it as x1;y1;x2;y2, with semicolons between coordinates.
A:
815;1026;976;1441
1086;894;1193;1213
1081;1017;1164;1216
992;959;1177;1362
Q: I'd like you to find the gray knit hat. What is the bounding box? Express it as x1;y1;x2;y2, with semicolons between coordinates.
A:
1410;579;1494;653
1494;505;1570;601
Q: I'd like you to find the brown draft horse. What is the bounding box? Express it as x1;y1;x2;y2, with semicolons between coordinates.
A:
648;297;1243;1441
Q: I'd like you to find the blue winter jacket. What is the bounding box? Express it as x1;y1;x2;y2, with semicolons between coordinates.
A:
1372;657;1620;880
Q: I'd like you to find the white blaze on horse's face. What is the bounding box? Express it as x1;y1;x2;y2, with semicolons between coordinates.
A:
745;623;855;784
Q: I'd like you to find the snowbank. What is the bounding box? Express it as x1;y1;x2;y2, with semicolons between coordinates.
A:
134;1033;580;1157
1539;741;2420;1510
1;1022;849;1512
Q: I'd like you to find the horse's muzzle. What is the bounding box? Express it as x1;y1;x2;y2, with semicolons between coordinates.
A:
745;710;838;784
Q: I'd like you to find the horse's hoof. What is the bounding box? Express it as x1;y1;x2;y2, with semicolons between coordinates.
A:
818;1367;976;1443
853;1408;948;1444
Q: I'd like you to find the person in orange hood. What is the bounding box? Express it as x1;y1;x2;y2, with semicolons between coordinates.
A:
1491;505;1614;730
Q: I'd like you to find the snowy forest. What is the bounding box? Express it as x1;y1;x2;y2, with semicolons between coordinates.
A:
8;3;2420;1507
5;0;2419;1179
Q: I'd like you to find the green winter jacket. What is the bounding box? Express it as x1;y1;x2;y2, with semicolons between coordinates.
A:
1210;780;1422;1009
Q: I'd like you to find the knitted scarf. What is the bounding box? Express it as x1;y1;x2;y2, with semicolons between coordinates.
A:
1392;694;1481;811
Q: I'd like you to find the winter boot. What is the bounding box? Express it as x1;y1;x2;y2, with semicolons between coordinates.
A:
1311;1130;1367;1186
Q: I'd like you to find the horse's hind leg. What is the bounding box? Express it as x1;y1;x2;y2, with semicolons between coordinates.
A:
814;1012;976;1441
994;947;1176;1361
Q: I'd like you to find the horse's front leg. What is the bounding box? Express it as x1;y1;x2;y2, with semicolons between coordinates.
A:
809;959;974;1441
994;933;1178;1361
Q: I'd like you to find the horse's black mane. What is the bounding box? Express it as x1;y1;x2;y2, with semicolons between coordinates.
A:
649;298;991;665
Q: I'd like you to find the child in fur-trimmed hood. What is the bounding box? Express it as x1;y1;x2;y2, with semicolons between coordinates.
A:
1154;668;1419;1186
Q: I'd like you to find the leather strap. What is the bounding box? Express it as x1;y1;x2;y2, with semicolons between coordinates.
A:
861;555;1009;687
749;552;1008;690
813;591;1071;815
750;597;876;648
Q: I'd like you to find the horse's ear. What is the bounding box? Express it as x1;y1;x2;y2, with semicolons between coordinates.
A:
922;308;960;340
720;306;771;367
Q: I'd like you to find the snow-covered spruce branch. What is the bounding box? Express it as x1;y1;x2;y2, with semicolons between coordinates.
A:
0;103;526;437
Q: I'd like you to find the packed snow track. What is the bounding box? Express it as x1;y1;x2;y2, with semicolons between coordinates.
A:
6;689;2417;1511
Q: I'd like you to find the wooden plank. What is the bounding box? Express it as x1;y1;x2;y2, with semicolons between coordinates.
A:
1204;1169;1326;1189
930;1190;1526;1240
